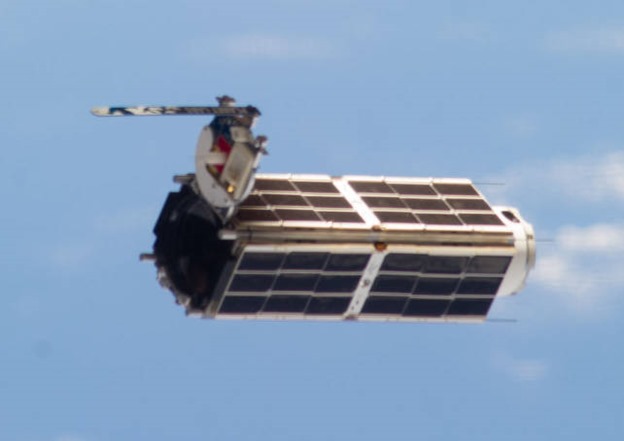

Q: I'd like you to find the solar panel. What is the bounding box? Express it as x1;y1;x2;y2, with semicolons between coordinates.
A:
206;243;524;322
152;173;535;323
233;175;507;230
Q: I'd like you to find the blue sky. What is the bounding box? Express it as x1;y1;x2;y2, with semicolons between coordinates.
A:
2;1;624;440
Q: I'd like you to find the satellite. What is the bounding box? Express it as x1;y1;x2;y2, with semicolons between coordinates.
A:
92;96;535;323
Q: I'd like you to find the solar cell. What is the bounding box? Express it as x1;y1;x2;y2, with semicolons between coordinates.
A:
263;194;308;206
433;183;479;196
424;256;469;274
362;196;407;208
417;213;463;225
229;274;275;292
305;196;352;208
306;297;351;315
374;211;419;223
402;198;450;211
220;296;266;313
361;296;408;314
238;252;284;270
264;295;310;313
273;274;319;291
236;209;279;222
371;275;418;293
254;179;297;192
466;256;512;274
315;275;361;293
381;254;426;272
283;252;329;270
446;198;492;210
456;277;502;295
319;211;364;223
403;299;450;317
349;181;394;193
412;277;458;295
292;181;339;193
446;298;493;316
458;213;503;226
274;209;321;221
388;183;436;196
325;254;370;271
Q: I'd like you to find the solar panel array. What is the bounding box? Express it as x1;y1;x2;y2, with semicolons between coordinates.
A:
350;178;503;226
215;250;512;320
235;176;504;228
236;177;365;224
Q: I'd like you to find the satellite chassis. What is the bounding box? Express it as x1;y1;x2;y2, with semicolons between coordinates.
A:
92;97;535;323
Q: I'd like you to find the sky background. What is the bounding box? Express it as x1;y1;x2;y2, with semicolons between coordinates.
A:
2;1;624;440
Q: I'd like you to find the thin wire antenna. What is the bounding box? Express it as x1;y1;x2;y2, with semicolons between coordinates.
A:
472;182;506;186
536;238;555;243
486;318;518;323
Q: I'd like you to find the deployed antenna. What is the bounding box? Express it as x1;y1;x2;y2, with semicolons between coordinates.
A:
92;96;267;220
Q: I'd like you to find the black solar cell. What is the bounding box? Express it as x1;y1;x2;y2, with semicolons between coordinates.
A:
413;277;458;295
325;254;370;271
282;252;329;270
306;297;351;315
456;277;502;295
273;274;319;291
229;274;275;292
381;254;427;272
458;214;503;226
446;198;492;210
362;296;408;314
374;211;419;223
371;275;418;293
433;183;479;196
238;252;285;270
466;256;512;274
403;299;450;317
349;181;394;193
402;198;450;211
263;295;310;313
315;275;361;293
220;296;266;313
424;256;469;274
389;183;437;196
446;298;493;316
292;181;339;193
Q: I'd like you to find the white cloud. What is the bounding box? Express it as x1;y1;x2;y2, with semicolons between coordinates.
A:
493;353;549;382
215;34;339;60
545;27;624;53
487;150;624;205
557;223;624;253
486;151;624;317
531;223;624;314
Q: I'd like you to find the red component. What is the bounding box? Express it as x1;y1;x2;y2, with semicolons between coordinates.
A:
214;135;232;174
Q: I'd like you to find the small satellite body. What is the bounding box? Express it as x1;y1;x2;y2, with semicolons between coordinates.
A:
92;97;535;323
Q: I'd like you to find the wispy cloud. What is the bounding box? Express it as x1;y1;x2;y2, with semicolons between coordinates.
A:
545;27;624;53
532;223;624;314
492;353;549;382
487;151;624;317
187;34;340;61
488;150;624;205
